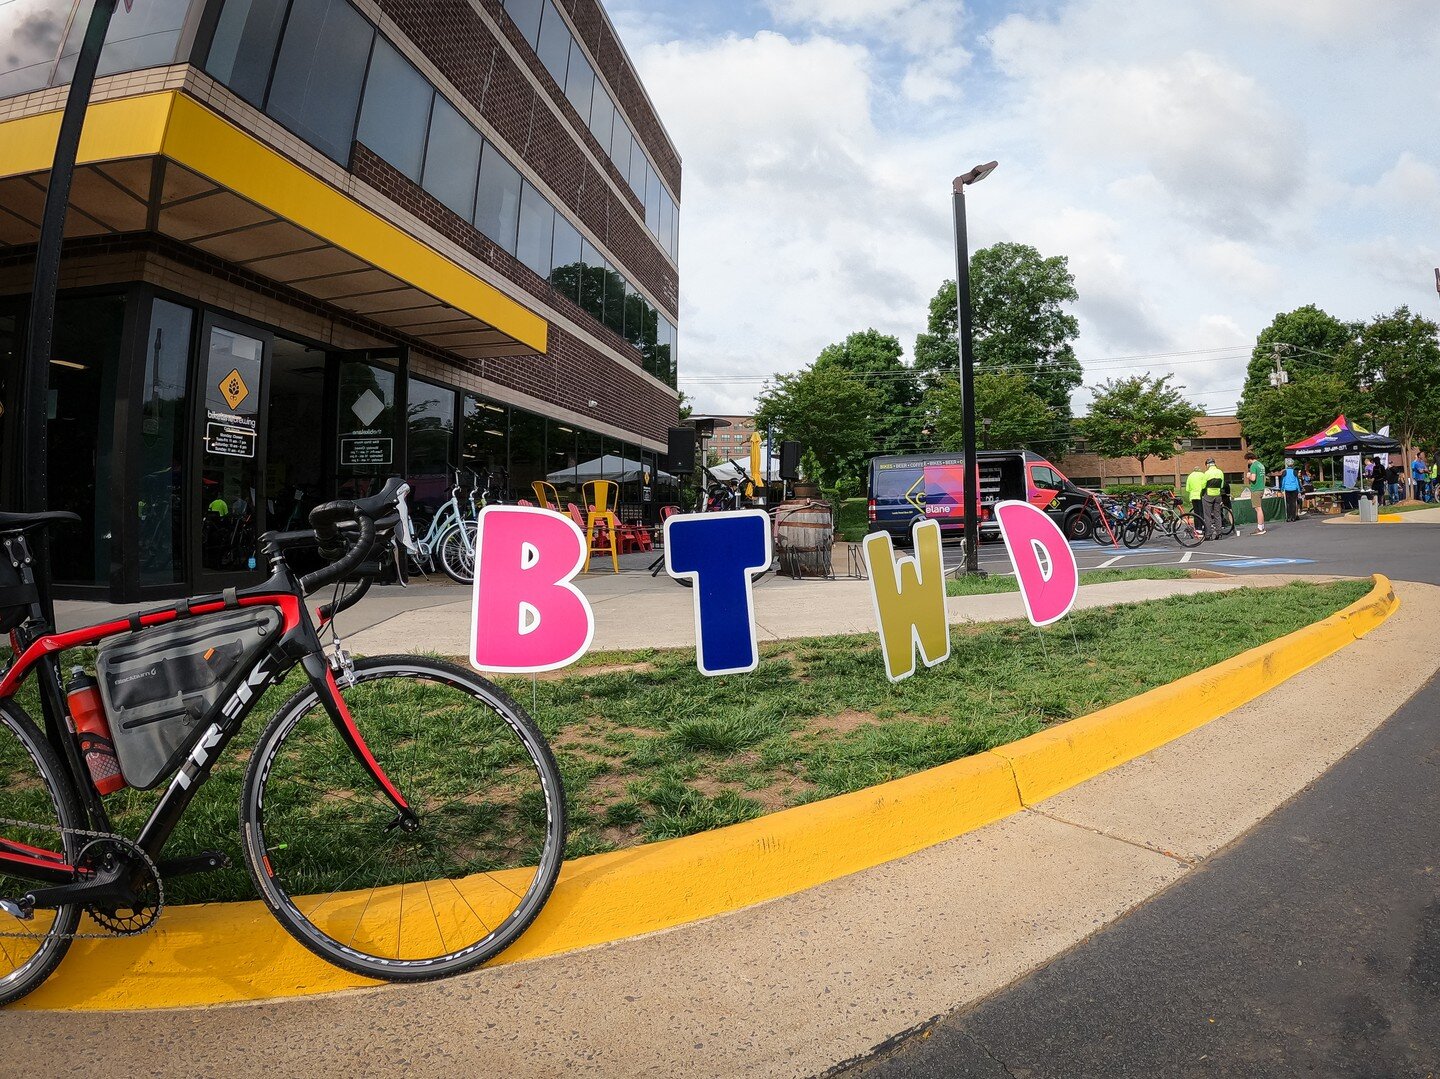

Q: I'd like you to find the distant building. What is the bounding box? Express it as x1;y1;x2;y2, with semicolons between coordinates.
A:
1063;415;1250;489
706;414;761;463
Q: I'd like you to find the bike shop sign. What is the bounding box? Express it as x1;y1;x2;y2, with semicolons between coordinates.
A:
467;504;1078;681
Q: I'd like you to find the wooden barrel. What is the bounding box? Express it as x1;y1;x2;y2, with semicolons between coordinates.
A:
774;499;834;578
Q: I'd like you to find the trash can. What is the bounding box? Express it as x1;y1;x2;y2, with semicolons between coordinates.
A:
1357;494;1378;523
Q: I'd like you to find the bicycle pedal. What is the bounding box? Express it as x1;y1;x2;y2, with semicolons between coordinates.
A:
157;851;231;878
0;897;33;921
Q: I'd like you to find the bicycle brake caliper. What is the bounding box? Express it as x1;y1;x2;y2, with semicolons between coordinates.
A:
329;642;357;686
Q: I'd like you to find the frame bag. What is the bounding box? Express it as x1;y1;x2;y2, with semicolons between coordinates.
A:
97;607;283;789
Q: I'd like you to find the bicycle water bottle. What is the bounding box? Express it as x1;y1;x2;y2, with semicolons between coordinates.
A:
65;668;126;795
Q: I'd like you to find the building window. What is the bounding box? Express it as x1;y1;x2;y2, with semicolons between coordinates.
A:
563;39;593;121
264;0;375;163
357;35;434;182
502;0;544;48
474;143;522;255
406;379;457;519
579;240;605;323
548;216;582;301
0;0;191;100
535;0;570;87
516;181;555;278
206;0;291;106
602;262;625;338
137;298;194;586
587;85;614;149
421;96;482;221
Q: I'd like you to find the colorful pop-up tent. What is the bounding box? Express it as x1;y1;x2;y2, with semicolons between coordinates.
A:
1285;415;1401;458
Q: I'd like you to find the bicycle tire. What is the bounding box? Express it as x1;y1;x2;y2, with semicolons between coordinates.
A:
437;520;476;585
239;656;566;982
1220;507;1235;537
1122;518;1151;548
1175;513;1203;547
0;700;83;1007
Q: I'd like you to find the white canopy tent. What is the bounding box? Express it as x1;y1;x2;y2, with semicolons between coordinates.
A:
547;453;673;485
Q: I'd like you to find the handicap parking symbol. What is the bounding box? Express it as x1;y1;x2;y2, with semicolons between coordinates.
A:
1211;557;1316;568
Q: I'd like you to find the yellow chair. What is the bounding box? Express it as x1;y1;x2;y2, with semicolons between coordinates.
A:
581;479;620;573
531;480;561;511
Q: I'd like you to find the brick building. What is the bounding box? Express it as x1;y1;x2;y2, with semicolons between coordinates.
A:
1063;415;1250;490
0;0;680;599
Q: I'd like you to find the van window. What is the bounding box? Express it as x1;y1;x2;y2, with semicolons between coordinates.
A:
872;462;921;501
1032;465;1061;489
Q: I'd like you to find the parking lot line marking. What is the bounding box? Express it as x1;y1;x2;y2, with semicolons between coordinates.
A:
1181;552;1193;563
1098;555;1124;568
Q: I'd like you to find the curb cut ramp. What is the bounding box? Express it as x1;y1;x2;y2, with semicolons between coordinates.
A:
14;575;1398;1011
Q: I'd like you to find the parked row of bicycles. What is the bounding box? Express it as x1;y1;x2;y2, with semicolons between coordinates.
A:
1069;492;1235;550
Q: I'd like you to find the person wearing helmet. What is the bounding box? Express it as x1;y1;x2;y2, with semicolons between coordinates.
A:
1201;457;1226;541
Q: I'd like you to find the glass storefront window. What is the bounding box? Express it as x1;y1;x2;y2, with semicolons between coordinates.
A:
475;143;523;254
137;299;192;587
406;379;456;520
421;97;482;221
516;181;554;278
547;419;577;506
205;0;290;106
48;294;124;586
357;35;434;182
509;408;547;504
265;0;374;163
337;358;398;497
462;396;507;489
199;324;263;575
0;311;17;495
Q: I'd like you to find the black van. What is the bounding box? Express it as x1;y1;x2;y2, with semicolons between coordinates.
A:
866;450;1094;545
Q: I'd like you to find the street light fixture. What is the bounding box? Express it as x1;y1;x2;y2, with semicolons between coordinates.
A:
952;160;998;575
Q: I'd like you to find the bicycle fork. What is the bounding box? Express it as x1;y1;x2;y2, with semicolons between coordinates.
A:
306;653;418;832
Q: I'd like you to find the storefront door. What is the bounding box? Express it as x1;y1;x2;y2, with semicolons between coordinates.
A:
193;315;270;590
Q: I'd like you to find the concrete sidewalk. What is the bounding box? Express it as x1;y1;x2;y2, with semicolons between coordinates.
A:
9;578;1433;1076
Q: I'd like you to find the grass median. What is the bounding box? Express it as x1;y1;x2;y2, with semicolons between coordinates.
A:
2;578;1367;904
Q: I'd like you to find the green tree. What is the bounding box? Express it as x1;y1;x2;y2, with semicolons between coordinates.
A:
927;372;1059;452
1076;375;1203;479
1236;305;1361;466
813;329;921;455
1354;305;1440;460
913;243;1082;421
754;365;879;487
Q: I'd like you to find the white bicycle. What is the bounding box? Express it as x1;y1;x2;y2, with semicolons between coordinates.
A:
407;468;478;584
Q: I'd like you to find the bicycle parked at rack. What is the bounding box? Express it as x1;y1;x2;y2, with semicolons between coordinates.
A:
0;479;565;1007
406;467;479;584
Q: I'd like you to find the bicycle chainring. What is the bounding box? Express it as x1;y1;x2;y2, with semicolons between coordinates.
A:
79;836;164;937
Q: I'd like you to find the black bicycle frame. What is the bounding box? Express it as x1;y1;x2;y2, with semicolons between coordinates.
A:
0;559;410;898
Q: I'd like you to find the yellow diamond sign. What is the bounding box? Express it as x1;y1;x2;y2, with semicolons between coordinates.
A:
220;368;249;410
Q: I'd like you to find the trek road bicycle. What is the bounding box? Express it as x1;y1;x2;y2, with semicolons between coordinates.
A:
0;478;565;1006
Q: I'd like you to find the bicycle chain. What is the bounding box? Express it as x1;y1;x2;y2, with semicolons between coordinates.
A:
0;816;164;940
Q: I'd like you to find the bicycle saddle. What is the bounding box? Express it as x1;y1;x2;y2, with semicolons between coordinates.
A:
0;509;80;533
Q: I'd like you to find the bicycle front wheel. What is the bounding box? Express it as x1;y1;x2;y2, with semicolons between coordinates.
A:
0;700;82;1007
1174;513;1203;547
437;521;476;585
240;657;566;982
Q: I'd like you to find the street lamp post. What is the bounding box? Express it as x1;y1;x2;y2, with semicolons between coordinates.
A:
952;160;998;575
982;416;992;450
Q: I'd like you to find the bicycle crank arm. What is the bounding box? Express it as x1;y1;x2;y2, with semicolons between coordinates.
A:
157;851;231;878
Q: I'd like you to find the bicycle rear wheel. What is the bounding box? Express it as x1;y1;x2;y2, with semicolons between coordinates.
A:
0;701;82;1007
1122;517;1151;548
240;657;565;981
437;521;476;585
1174;513;1203;547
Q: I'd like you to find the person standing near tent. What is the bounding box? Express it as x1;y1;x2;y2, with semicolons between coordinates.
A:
1411;453;1428;502
1201;457;1226;541
1370;456;1386;505
1185;465;1206;529
1281;459;1302;523
1244;452;1268;536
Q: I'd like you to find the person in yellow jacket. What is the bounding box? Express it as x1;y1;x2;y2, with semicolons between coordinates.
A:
1184;467;1206;526
1201;458;1227;540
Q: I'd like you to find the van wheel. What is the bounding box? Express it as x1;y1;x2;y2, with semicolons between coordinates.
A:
1063;511;1093;542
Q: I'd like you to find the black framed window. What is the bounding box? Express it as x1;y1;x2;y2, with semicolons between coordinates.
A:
462;396;508;479
580;240;605;322
503;0;544;48
357;35;434;182
136;298;193;587
588;85;614;149
563;38;593;119
206;0;290;106
475;143;523;254
405;379;457;519
549;216;582;301
509;408;548;502
516;181;555;277
265;0;374;163
535;0;570;87
602;261;625;337
421;96;482;220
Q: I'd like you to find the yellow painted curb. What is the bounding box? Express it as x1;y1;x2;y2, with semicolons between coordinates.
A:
991;574;1397;805
13;577;1396;1012
1378;514;1403;523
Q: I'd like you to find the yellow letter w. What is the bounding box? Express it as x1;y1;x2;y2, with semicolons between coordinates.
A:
862;520;951;683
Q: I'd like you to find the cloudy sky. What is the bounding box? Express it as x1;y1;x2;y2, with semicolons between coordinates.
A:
606;0;1440;418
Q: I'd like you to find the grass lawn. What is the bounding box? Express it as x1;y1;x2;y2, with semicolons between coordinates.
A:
0;579;1368;904
947;566;1192;596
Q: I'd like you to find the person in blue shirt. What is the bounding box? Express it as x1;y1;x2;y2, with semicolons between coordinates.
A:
1411;454;1428;502
1280;458;1302;522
